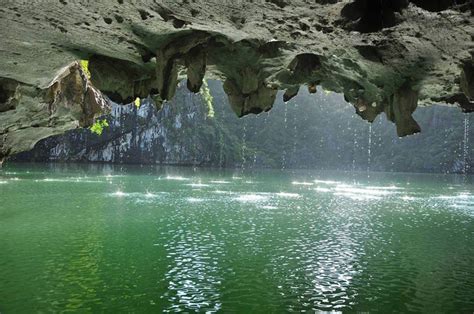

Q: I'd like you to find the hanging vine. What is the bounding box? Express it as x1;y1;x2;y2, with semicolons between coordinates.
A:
200;79;214;118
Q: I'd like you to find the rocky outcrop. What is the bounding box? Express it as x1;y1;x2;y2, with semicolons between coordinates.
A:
0;62;110;162
0;0;473;158
12;81;473;174
12;81;237;166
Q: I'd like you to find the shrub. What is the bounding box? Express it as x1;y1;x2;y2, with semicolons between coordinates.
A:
90;119;109;135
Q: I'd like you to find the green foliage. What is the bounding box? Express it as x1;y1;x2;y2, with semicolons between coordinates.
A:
80;60;91;79
90;119;109;136
134;97;141;108
200;79;214;118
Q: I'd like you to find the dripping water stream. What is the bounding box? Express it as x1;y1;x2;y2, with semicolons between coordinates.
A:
292;103;298;163
352;130;358;173
463;114;470;176
281;104;288;169
241;119;248;172
367;124;372;176
218;131;224;169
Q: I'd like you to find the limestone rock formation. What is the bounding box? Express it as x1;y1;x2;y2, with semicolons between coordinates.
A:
12;81;473;173
1;0;473;159
12;82;231;166
0;62;110;162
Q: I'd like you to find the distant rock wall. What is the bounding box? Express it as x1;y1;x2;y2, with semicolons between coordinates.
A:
13;81;236;166
12;81;473;174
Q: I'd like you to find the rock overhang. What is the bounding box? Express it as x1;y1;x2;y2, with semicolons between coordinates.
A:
0;0;473;160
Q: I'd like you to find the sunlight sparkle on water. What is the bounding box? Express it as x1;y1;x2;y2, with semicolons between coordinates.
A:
292;181;314;186
315;187;332;193
314;179;340;185
186;183;211;188
165;175;189;181
1;165;474;313
112;190;126;197
276;192;301;198
186;197;204;203
235;194;270;202
210;180;231;184
334;185;394;196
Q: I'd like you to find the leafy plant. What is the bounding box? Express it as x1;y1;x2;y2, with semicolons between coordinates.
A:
90;119;109;135
134;97;141;108
80;60;91;79
200;79;214;118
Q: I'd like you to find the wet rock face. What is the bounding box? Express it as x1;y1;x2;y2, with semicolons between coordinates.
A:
0;0;473;158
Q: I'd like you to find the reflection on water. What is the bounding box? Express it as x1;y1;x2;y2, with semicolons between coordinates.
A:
0;163;473;312
161;226;224;312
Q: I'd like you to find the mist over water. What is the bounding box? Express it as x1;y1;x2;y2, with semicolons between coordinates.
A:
1;164;473;312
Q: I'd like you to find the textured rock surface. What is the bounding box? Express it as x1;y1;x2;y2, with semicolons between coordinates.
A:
12;81;237;166
0;62;110;162
12;81;473;174
1;0;474;158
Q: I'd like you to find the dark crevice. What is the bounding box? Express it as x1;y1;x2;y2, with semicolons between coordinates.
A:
441;93;474;113
0;78;19;112
138;9;151;21
340;0;408;33
114;15;124;23
0;86;10;103
172;18;186;28
355;45;383;63
289;53;321;79
265;0;289;8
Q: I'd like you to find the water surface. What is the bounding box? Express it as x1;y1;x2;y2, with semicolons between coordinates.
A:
1;163;473;312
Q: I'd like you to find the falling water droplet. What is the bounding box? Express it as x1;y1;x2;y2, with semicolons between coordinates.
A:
241;119;247;172
292;103;298;160
193;134;198;167
218;132;224;169
281;104;288;169
352;128;358;172
463;114;470;177
368;124;372;176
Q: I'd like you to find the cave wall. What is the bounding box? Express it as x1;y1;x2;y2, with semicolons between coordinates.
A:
0;63;109;163
0;0;473;159
12;81;473;174
11;81;238;166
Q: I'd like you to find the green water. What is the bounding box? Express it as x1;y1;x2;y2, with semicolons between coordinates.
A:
1;163;473;313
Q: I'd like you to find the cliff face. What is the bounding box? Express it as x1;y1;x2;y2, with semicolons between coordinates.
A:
1;1;473;161
0;62;110;163
12;81;473;174
12;82;239;166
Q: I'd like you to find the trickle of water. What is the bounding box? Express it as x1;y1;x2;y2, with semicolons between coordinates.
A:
241;120;247;171
352;129;357;172
218;132;224;169
463;114;470;175
292;104;298;158
368;124;372;174
281;105;288;169
192;134;198;167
